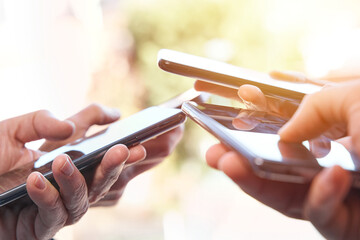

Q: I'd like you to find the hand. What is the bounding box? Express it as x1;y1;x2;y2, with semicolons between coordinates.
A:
43;104;184;209
194;70;333;118
0;104;146;239
195;70;339;150
92;125;184;206
205;79;360;239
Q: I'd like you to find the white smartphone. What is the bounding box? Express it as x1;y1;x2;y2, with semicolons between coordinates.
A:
181;101;360;187
158;49;322;103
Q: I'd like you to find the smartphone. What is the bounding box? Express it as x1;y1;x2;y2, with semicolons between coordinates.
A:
158;49;322;103
181;101;360;187
0;106;186;207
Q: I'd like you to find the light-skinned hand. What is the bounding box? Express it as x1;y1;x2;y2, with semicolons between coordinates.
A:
197;71;360;239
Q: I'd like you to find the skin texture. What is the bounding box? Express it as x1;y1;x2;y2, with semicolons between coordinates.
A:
195;75;360;239
0;103;183;239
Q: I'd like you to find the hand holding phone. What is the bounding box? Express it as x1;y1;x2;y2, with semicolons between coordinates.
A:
0;103;187;239
182;101;360;185
182;78;360;239
158;49;325;119
0;105;186;207
181;100;359;239
0;105;147;239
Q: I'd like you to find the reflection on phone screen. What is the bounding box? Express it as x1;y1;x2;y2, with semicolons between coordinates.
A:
191;102;359;173
195;102;287;134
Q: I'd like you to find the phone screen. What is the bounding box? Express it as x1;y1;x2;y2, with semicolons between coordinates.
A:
182;101;360;185
0;106;185;206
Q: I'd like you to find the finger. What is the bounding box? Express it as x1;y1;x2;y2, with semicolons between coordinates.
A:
218;151;263;195
323;123;347;140
87;145;131;204
142;125;184;159
218;151;308;218
67;103;120;131
40;104;121;151
91;156;162;208
101;157;163;202
126;145;147;164
309;137;331;158
4;110;74;143
26;172;67;240
278;83;360;142
91;127;182;207
90;192;124;207
205;143;230;169
92;127;183;206
232;110;263;131
270;70;308;84
270;70;329;86
232;118;257;130
238;84;298;117
238;84;267;111
52;154;89;225
304;166;351;239
194;80;239;100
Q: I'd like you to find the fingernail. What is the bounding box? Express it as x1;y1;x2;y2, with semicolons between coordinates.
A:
61;156;74;176
35;174;46;190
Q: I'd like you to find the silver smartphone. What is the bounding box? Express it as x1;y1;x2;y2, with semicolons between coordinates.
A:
181;101;360;187
158;49;322;103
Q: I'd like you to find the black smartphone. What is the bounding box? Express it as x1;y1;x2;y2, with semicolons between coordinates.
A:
181;101;360;187
0;106;186;207
158;49;322;103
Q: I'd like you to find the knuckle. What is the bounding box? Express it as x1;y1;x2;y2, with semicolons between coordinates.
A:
41;197;68;227
67;201;89;224
34;109;53;121
46;194;63;212
72;179;89;200
101;191;123;203
100;165;121;185
86;103;107;123
301;93;321;109
88;103;105;115
89;190;108;204
111;191;123;201
36;109;52;116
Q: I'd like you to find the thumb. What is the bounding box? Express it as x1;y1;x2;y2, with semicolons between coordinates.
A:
5;110;74;143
